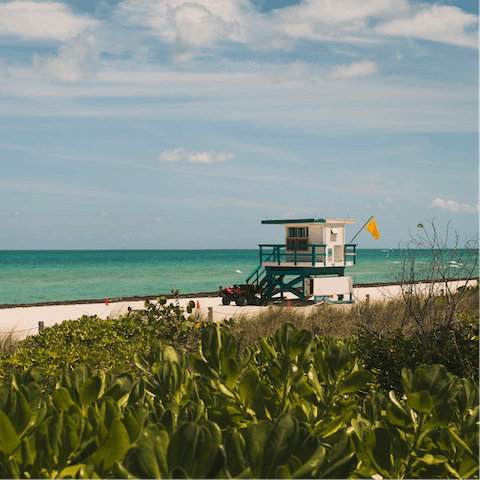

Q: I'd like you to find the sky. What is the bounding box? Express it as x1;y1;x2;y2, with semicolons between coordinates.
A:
0;0;478;250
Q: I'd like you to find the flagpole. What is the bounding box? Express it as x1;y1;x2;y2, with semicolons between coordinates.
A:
348;216;373;244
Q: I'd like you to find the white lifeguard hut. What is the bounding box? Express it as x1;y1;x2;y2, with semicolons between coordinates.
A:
246;218;357;302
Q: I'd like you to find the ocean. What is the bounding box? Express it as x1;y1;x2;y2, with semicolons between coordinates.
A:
0;249;476;306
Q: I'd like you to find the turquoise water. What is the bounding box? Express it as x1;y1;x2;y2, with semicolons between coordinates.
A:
0;249;476;306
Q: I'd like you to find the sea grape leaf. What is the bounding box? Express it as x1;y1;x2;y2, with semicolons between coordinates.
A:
53;388;75;412
274;322;296;358
408;391;434;414
238;369;259;407
79;377;102;407
73;364;92;396
123;425;167;479
201;325;222;371
90;417;131;473
223;358;240;391
261;414;298;479
291;445;326;479
337;369;370;394
0;410;20;454
366;427;392;476
325;342;349;377
290;330;313;365
244;421;271;477
13;390;31;435
191;422;221;479
225;429;247;478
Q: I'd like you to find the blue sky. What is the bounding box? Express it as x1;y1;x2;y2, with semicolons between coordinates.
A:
0;0;478;249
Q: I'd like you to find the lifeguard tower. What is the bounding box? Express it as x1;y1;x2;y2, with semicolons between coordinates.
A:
246;218;357;302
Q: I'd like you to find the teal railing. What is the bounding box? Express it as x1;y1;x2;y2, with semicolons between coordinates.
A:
258;244;357;267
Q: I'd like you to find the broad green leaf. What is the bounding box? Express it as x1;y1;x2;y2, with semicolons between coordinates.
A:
59;464;87;479
275;464;291;479
261;414;298;478
408;391;434;414
220;334;237;363
53;388;75;411
259;337;276;361
163;346;179;363
128;378;145;406
79;377;102;407
123;425;166;479
238;369;259;407
337;369;370;394
160;408;177;436
419;454;447;465
192;422;222;479
290;330;313;365
225;429;247;478
274;322;296;357
458;455;480;479
167;422;200;475
244;421;271;477
73;364;92;395
366;427;392;476
223;358;240;390
189;354;216;379
123;414;140;444
414;364;449;397
325;342;349;377
13;390;31;435
90;417;131;473
201;325;222;371
317;416;344;438
401;368;413;394
291;446;326;479
170;466;189;478
59;414;80;464
447;427;474;455
0;410;20;454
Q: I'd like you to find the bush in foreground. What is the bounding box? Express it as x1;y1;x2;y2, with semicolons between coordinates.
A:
0;322;477;479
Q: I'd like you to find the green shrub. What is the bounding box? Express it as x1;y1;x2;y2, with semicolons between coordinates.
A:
0;322;477;479
0;295;207;385
352;314;479;392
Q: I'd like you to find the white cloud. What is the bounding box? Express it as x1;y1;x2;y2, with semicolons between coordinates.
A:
167;3;230;48
0;1;99;40
33;33;100;82
100;211;108;216
273;60;314;84
384;197;395;203
158;147;234;164
116;0;252;48
428;197;479;214
376;5;478;48
327;60;378;79
272;0;408;40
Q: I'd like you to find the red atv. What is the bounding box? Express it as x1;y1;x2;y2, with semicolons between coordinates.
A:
219;284;263;306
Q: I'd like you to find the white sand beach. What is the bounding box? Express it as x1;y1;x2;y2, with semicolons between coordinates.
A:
0;279;476;340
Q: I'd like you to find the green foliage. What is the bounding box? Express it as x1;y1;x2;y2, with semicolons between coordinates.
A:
352;314;479;392
0;322;476;478
0;293;207;384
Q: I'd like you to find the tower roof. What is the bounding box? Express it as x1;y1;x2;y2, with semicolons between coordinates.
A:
261;218;354;225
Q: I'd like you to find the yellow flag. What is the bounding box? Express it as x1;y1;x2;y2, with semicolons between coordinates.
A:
366;218;380;240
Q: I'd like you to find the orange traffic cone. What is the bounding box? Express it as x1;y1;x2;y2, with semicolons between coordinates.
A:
197;301;200;308
287;301;291;307
106;298;109;305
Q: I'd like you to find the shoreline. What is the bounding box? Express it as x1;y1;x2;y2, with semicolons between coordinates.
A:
0;278;476;341
0;276;476;310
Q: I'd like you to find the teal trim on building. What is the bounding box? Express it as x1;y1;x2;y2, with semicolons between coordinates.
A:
261;218;326;224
